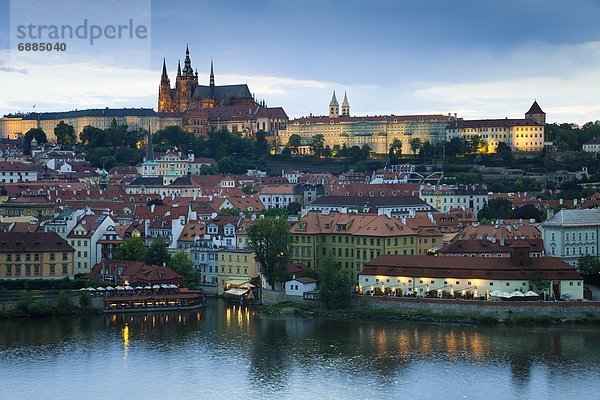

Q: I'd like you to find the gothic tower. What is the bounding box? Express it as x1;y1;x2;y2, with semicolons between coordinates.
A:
525;100;546;125
341;92;350;117
329;90;339;118
158;58;175;112
175;45;199;112
210;59;215;87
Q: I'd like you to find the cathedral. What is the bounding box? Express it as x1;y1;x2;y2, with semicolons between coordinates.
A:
158;46;256;113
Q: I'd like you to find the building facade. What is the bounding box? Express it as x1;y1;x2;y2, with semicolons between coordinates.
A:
216;249;258;295
0;232;75;279
542;209;600;267
419;184;488;214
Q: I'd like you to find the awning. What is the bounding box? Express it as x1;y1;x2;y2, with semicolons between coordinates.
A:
224;288;249;296
226;278;249;286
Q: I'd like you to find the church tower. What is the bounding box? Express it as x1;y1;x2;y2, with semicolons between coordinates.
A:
329;90;339;118
525;100;546;125
175;45;199;112
341;92;350;117
210;60;215;87
158;58;175;112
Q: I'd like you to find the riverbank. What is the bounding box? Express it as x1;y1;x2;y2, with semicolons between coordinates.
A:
257;301;600;325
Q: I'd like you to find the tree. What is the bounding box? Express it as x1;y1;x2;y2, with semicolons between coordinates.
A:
477;198;513;221
24;128;47;154
144;237;171;266
170;252;201;288
323;145;332;158
419;140;435;158
496;141;513;162
317;256;353;310
115;236;147;262
512;204;542;222
255;130;270;156
578;255;600;284
286;202;302;215
248;217;292;289
79;125;105;146
54;121;76;147
467;135;484;153
388;139;403;164
409;137;422;155
288;134;302;154
310;134;325;157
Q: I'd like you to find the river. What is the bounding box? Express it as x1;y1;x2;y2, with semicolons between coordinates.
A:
1;298;599;400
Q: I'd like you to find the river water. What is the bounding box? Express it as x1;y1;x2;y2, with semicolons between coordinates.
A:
1;298;599;400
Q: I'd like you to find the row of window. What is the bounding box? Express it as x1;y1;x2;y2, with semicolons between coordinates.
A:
551;232;596;241
4;264;69;276
6;253;69;262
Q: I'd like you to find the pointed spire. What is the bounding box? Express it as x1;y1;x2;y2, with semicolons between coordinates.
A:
177;60;181;76
330;90;338;106
161;58;168;78
146;127;155;162
342;91;349;106
183;45;193;76
210;59;215;87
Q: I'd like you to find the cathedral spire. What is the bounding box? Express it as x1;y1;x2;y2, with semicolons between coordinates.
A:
146;127;155;162
210;59;215;87
161;58;168;79
177;60;181;76
329;90;339;118
183;44;193;76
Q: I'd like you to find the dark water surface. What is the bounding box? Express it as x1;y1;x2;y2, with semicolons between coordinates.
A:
1;298;599;400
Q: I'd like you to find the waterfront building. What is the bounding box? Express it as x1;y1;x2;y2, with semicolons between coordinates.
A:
290;211;419;281
359;246;583;300
445;101;546;153
542;209;600;267
285;277;317;298
439;238;545;258
84;260;183;286
419;184;488;214
0;232;75;279
216;249;257;295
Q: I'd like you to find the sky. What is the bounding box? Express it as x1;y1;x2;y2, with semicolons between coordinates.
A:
1;0;600;124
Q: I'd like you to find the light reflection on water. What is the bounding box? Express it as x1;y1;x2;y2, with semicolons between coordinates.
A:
0;298;599;400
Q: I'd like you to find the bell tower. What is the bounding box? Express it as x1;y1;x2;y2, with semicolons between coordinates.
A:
329;90;339;118
341;92;350;117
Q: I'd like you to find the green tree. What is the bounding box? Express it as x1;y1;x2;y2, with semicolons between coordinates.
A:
56;291;73;313
24;128;47;154
145;237;171;266
79;292;93;311
248;217;292;289
317;256;353;310
115;236;147;262
578;255;600;283
288;134;302;154
255;130;270;156
54;121;76;147
419;140;435;158
409;137;422;155
477;198;513;221
388;139;403;164
496;141;513;162
79;125;105;146
286;202;302;215
170;252;201;288
310;134;325;157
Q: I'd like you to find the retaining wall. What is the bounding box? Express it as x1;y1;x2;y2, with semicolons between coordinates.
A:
353;296;600;321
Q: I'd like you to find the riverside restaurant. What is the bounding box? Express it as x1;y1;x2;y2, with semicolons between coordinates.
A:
97;287;205;312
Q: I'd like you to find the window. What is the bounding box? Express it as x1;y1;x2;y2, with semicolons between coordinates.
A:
50;253;55;261
62;253;68;260
6;254;11;261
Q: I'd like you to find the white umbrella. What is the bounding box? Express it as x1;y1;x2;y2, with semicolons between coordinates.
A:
498;292;511;298
169;284;178;289
79;287;87;291
490;290;501;297
509;291;525;298
144;285;152;290
115;286;125;290
152;284;161;289
524;291;539;297
96;287;106;291
86;287;96;291
125;286;134;291
240;282;255;289
134;285;144;290
105;286;115;291
161;284;170;289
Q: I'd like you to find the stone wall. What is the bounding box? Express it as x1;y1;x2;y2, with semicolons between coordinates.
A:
261;289;286;305
352;296;600;321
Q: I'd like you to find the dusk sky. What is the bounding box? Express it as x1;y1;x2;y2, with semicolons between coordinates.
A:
1;0;600;124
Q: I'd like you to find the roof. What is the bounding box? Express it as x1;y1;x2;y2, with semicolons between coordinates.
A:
194;84;253;101
291;212;417;237
0;232;74;252
584;138;600;145
526;100;545;115
361;254;581;281
310;195;428;208
542;209;600;227
291;114;450;125
84;260;183;284
448;118;542;129
0;161;37;171
440;239;544;254
13;108;158;120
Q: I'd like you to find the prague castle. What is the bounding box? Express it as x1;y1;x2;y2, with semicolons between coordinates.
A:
158;46;255;113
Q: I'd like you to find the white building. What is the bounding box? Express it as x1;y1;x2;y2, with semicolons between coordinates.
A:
419;184;488;214
542;209;600;267
67;212;115;274
285;277;317;297
583;138;600;153
0;161;38;183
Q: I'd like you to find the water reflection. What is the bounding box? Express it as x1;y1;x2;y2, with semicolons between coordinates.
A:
0;301;599;399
